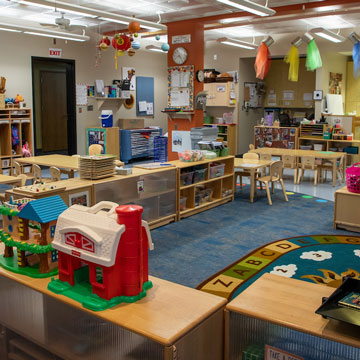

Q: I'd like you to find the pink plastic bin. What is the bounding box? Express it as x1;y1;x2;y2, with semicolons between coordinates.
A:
346;163;360;193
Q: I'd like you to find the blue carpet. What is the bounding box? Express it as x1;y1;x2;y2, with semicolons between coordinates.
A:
149;187;355;288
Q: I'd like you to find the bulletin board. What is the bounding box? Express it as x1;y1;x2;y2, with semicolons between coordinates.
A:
86;128;106;153
254;126;298;149
136;76;154;117
167;65;194;111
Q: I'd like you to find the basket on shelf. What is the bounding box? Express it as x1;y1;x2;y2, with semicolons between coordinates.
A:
153;136;168;162
215;77;233;82
346;163;360;193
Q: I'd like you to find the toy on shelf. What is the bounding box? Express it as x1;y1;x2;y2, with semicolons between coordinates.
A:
15;94;24;104
0;196;68;277
22;141;32;157
330;124;347;140
12;183;65;197
48;202;154;311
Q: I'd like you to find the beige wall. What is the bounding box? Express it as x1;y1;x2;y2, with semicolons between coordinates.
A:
0;32;168;155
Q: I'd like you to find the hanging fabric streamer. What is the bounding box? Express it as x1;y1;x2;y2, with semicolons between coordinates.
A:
254;42;271;80
306;39;322;71
353;42;360;78
284;45;299;82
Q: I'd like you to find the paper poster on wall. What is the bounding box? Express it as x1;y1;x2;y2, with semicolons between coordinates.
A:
146;102;153;115
172;131;191;152
283;90;294;101
139;101;147;112
268;93;276;106
122;67;136;90
303;92;313;101
170;89;190;107
76;84;88;105
329;72;342;94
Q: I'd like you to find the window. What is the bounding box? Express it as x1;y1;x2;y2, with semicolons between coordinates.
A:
51;250;58;262
7;216;12;221
50;225;56;238
81;236;94;253
65;233;76;246
8;225;13;233
64;232;95;253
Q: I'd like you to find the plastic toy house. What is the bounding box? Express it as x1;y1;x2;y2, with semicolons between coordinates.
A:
0;196;68;277
48;202;154;311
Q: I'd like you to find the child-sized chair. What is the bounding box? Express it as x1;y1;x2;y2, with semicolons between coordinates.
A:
297;156;319;186
13;161;35;184
318;155;345;185
282;155;298;184
234;152;259;190
257;160;288;206
49;166;61;182
33;164;51;184
89;144;103;156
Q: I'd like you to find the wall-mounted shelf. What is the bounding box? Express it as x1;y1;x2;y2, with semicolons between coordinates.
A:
162;111;194;121
94;97;126;110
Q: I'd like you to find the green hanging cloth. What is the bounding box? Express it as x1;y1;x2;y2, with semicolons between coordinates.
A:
306;39;322;71
284;45;299;82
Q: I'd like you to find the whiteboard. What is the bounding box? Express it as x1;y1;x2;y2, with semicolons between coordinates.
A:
326;94;344;115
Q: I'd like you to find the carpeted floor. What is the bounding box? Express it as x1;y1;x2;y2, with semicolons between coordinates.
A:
197;235;360;300
149;186;355;288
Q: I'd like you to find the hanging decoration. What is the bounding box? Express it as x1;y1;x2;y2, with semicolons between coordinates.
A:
306;39;322;71
254;42;271;80
112;34;131;69
131;41;141;50
161;43;170;52
353;42;360;78
128;21;141;36
284;45;299;82
99;36;111;51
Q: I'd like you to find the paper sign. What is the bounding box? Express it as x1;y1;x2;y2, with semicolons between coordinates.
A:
303;92;313;101
139;101;147;112
76;84;87;105
265;345;304;360
146;102;153;115
137;180;144;193
170;89;189;107
268;94;276;105
283;90;294;101
172;131;191;152
49;48;62;57
172;34;191;44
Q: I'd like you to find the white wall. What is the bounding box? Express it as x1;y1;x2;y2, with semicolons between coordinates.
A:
0;31;169;155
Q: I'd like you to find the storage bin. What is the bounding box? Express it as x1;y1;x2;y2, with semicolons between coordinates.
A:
1;159;10;168
346;163;360;193
313;144;324;151
193;168;207;183
143;176;168;192
344;147;359;155
209;163;225;178
220;148;229;157
203;115;213;124
2;168;11;176
300;145;312;150
180;171;194;186
179;197;187;211
223;112;233;124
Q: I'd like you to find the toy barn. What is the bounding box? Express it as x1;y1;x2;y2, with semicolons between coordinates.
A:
0;195;68;276
49;202;154;306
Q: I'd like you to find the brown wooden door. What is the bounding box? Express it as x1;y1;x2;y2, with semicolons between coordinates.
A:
40;71;68;152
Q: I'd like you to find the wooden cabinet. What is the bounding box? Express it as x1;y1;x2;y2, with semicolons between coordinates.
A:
264;58;315;109
0;108;33;175
203;124;237;155
169;156;234;220
205;82;236;107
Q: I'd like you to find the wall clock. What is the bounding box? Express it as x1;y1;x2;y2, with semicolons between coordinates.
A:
196;70;204;82
172;47;188;65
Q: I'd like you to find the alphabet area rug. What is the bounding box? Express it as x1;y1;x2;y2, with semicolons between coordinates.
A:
196;235;360;300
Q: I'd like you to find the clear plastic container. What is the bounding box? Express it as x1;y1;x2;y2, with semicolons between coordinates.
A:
193;168;207;183
209;163;225;178
179;197;187;211
313;144;324;151
180;171;194;186
300;145;312;150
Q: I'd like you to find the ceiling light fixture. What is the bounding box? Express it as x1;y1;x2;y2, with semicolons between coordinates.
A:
13;0;167;30
215;0;275;17
349;32;360;45
302;32;314;43
24;31;89;41
310;27;345;43
98;17;129;25
0;27;21;32
262;35;274;47
146;45;167;53
217;37;257;50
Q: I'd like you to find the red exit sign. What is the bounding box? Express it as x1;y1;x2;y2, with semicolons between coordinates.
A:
49;48;62;57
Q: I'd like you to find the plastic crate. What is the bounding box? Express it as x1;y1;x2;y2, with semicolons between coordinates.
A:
153;136;168;162
180;171;194;186
193;168;207;183
344;147;359;155
209;163;225;178
313;144;324;151
300;145;312;150
346;163;360;193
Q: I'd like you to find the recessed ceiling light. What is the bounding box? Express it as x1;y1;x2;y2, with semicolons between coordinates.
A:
310;27;345;43
24;31;88;41
215;0;275;17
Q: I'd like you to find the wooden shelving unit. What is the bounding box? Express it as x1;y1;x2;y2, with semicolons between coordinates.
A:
0;108;33;175
203;123;237;155
169;156;234;220
299;124;328;138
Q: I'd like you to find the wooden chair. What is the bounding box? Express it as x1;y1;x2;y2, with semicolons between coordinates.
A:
259;153;272;177
89;144;103;156
33;164;51;184
282;155;298;184
249;144;255;150
297;156;319;186
234;152;259;190
49;166;61;182
318;155;345;185
13;161;35;183
257;160;288;206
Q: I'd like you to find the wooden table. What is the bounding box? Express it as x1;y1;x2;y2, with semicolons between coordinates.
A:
0;268;226;360
334;186;360;232
0;174;19;185
250;148;345;187
234;158;272;203
16;155;79;172
226;273;360;360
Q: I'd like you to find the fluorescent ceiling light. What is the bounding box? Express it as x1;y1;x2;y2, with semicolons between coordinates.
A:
24;31;88;41
220;16;252;24
0;27;21;32
310;27;345;43
216;0;275;17
217;37;256;50
98;17;128;25
146;45;167;53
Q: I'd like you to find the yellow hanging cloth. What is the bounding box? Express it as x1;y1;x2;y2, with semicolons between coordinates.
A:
284;45;299;82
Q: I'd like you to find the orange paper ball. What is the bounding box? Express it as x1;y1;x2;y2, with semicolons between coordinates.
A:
128;21;141;34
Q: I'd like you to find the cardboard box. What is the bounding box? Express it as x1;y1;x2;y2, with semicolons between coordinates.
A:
0;94;5;109
118;118;145;129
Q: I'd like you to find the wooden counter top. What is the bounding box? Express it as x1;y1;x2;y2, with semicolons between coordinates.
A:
169;155;234;169
227;273;360;348
0;268;226;346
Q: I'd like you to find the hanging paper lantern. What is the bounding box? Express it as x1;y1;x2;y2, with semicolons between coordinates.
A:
131;41;141;50
254;42;271;80
99;36;110;51
284;45;299;82
161;43;170;52
353;42;360;78
128;49;136;56
112;34;131;51
155;35;161;41
128;21;141;34
306;39;322;71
